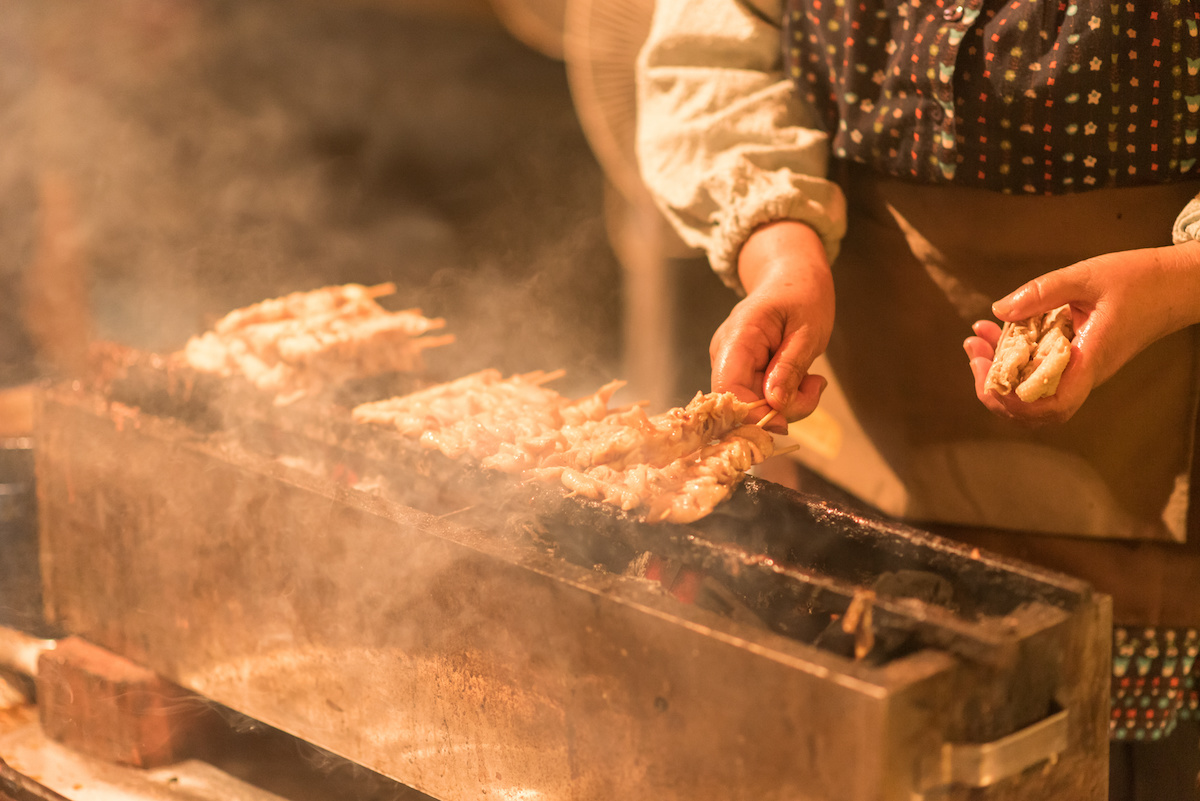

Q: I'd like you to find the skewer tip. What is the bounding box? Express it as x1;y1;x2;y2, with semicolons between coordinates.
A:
367;282;398;298
524;368;567;386
417;333;456;349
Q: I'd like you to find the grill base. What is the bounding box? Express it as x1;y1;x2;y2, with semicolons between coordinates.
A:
33;370;1111;801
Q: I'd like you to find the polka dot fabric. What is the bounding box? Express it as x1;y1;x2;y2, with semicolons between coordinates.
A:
784;0;1200;194
1112;627;1200;741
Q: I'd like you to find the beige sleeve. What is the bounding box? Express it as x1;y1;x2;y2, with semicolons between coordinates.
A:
1172;191;1200;244
635;0;847;293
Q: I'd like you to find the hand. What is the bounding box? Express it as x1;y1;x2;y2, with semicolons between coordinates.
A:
964;241;1200;425
710;221;834;433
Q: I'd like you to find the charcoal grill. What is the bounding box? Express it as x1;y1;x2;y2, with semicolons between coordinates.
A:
32;344;1110;801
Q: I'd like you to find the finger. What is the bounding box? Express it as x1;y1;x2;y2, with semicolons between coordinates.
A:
992;263;1098;321
969;346;1092;427
963;339;1017;420
970;320;1003;346
786;373;826;422
963;334;995;362
743;371;780;427
763;326;817;412
991;392;1072;429
757;376;825;433
966;352;997;401
711;326;770;404
970;358;1065;425
744;369;792;431
1019;345;1091;423
759;410;789;435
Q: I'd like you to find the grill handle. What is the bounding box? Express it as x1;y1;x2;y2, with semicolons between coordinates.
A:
920;708;1070;791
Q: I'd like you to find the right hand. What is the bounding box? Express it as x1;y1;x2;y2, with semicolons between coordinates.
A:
710;221;834;433
963;240;1200;426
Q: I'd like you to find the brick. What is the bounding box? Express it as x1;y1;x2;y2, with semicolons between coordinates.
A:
36;637;221;768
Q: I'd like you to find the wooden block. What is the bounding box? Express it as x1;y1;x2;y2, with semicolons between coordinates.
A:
36;637;221;768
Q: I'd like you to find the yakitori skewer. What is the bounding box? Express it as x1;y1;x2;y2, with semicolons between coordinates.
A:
352;376;776;524
182;282;453;403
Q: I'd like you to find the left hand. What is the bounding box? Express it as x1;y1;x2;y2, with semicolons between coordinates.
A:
964;241;1200;426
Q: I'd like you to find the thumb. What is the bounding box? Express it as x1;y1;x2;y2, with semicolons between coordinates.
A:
992;265;1094;321
763;326;819;414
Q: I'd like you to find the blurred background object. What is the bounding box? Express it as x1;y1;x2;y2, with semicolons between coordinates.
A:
24;173;90;380
0;0;638;684
489;0;565;59
0;0;636;398
560;0;729;410
0;0;733;638
0;438;39;635
0;0;741;627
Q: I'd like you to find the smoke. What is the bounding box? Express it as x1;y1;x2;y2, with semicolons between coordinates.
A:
2;0;621;389
10;3;660;797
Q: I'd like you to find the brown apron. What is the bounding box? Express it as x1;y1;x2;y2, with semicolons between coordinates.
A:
787;164;1200;625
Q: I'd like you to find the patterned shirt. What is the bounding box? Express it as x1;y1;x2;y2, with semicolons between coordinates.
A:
784;0;1200;194
1112;626;1200;741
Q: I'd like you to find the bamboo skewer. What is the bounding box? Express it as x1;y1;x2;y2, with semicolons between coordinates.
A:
366;282;397;298
524;369;567;386
609;399;651;415
436;505;476;519
774;443;801;457
756;409;778;428
415;334;456;350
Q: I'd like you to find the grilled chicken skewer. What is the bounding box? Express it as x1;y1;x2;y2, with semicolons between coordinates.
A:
353;375;776;523
528;423;775;523
182;283;453;403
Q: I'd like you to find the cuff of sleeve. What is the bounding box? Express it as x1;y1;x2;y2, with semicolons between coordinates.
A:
708;177;847;295
1172;194;1200;245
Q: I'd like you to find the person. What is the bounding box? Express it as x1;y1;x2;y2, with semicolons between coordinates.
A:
635;1;1200;798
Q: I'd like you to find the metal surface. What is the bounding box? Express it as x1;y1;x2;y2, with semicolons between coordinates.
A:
33;375;1112;801
0;439;43;637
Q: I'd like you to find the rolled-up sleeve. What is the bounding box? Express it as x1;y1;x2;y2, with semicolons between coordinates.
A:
635;0;847;293
1172;192;1200;244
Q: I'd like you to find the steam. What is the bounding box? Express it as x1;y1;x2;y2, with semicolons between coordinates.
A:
1;0;621;392
11;3;649;798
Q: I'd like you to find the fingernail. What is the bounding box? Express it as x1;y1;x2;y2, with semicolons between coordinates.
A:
992;290;1023;318
770;375;799;407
